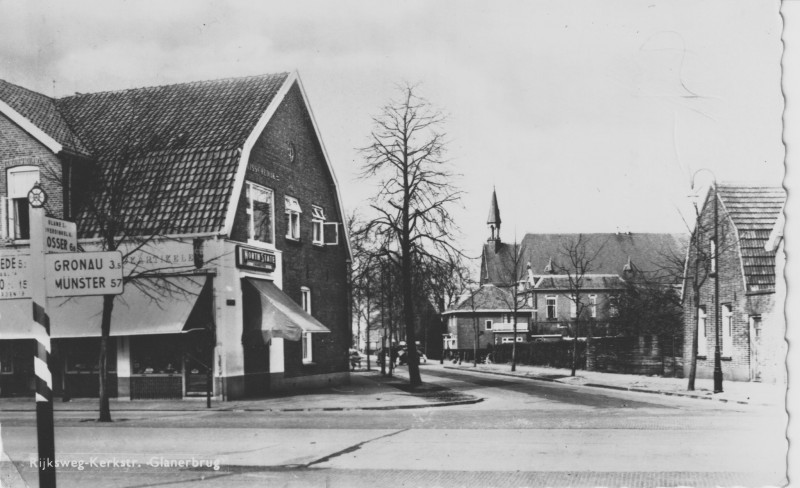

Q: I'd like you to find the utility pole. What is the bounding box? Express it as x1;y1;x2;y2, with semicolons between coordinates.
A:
713;183;723;393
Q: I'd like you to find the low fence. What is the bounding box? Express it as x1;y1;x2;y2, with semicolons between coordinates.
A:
452;336;682;377
492;340;586;370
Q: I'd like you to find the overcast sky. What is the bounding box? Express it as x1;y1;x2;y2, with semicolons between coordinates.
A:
0;0;786;255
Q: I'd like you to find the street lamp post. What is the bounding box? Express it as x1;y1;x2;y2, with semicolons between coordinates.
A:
691;169;723;393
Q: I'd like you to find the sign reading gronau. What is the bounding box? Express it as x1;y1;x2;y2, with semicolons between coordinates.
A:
45;251;124;297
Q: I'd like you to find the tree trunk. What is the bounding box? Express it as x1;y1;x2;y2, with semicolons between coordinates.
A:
571;322;578;377
98;294;114;422
473;316;478;367
687;297;700;391
511;311;517;372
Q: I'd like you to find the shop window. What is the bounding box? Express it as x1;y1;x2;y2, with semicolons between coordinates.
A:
131;336;183;375
0;344;14;374
589;295;597;318
64;338;116;373
301;286;311;313
546;296;557;320
485;320;493;330
285;196;302;240
5;166;39;240
722;304;733;356
246;182;274;245
312;205;325;245
697;306;707;357
302;332;313;362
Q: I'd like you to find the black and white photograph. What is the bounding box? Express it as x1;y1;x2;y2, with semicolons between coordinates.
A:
0;1;795;487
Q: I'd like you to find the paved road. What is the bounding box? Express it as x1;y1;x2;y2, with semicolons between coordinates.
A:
1;365;788;487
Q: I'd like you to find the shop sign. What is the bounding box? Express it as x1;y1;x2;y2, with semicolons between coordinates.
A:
0;252;30;299
45;251;124;297
45;216;78;253
235;245;276;272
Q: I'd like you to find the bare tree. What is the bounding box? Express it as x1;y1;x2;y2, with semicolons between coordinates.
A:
494;238;528;372
45;121;216;422
662;187;737;390
555;235;607;377
359;84;461;386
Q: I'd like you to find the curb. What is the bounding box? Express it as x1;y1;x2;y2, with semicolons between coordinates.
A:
217;397;484;413
443;366;751;405
0;397;484;415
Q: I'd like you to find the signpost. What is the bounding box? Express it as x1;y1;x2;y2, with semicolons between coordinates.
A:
17;183;125;488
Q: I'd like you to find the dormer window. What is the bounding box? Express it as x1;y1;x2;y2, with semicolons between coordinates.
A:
311;205;325;245
285;196;302;240
5;166;39;240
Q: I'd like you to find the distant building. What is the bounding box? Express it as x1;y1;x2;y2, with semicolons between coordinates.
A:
681;184;785;383
0;73;352;400
445;188;687;373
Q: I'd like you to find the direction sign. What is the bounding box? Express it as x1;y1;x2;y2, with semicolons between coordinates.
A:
0;253;30;299
45;217;77;253
45;251;124;297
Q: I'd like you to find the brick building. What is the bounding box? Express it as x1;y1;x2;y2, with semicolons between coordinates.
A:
0;72;352;400
682;184;785;383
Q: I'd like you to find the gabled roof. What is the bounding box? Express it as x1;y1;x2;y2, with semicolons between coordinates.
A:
482;233;687;285
0;73;358;244
0;79;90;155
715;184;785;292
51;73;289;238
55;73;288;159
534;274;626;291
448;284;518;313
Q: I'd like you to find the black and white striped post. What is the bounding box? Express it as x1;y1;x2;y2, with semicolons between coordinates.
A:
28;182;57;488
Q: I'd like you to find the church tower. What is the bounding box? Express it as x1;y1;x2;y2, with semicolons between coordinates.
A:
487;187;501;243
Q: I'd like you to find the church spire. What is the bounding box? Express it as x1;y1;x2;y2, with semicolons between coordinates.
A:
487;187;501;242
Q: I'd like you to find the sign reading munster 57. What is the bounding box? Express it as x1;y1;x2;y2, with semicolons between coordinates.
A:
45;251;124;297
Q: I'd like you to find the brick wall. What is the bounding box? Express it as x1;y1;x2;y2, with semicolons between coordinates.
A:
230;83;350;377
0;114;66;236
682;194;774;382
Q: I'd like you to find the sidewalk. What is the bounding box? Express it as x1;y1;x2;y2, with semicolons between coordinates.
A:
0;371;481;414
443;361;785;406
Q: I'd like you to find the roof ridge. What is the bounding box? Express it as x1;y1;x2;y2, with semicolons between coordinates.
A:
0;78;56;101
57;72;291;100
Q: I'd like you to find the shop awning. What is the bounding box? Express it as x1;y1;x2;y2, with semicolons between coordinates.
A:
242;278;330;343
0;277;212;339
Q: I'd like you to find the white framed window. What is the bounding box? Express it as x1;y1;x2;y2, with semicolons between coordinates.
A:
301;286;311;314
302;332;313;362
246;182;274;245
722;304;733;356
312;205;325;245
285;196;302;240
546;296;557;320
589;295;597;318
570;298;577;318
6;166;39;240
698;306;708;357
485;320;493;330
